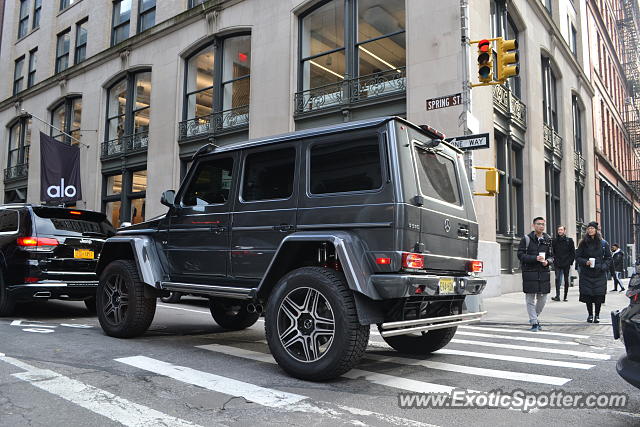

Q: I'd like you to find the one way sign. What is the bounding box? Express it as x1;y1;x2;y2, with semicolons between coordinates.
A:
445;133;490;151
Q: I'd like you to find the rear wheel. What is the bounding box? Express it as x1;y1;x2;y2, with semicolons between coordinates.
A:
0;273;15;317
84;296;97;314
209;299;259;330
97;260;156;338
265;267;369;381
380;326;457;354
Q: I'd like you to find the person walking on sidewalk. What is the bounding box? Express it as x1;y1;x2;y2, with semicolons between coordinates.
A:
551;225;575;302
575;222;611;323
610;243;626;292
517;217;554;332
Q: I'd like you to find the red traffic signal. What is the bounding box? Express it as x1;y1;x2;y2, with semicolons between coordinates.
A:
477;39;493;83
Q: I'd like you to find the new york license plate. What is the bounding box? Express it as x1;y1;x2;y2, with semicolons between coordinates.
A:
74;249;94;259
438;278;455;294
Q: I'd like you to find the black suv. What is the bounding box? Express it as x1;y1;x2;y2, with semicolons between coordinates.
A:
95;117;487;380
0;205;115;316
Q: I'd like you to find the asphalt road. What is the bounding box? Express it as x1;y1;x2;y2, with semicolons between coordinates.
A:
0;297;638;427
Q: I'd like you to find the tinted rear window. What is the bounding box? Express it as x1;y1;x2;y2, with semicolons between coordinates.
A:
32;207;116;237
310;137;382;194
414;146;461;205
0;210;19;233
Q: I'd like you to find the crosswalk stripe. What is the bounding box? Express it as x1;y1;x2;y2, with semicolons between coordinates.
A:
157;304;210;315
434;349;596;369
455;330;580;345
198;343;473;394
364;354;571;385
450;339;610;360
460;325;590;339
1;355;201;427
117;354;435;427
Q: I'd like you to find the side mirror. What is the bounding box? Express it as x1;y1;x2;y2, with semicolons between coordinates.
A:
161;190;176;208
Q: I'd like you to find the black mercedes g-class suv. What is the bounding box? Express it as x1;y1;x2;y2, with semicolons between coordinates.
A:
95;117;487;381
0;205;116;316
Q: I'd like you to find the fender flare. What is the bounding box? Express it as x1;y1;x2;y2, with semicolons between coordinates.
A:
95;236;165;289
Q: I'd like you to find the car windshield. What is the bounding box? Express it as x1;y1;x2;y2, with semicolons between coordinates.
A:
32;207;116;237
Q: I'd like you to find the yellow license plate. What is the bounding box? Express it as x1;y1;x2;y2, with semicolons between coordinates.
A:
438;278;455;294
74;249;94;259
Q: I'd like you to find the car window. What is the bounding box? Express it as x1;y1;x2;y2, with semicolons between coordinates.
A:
182;157;233;206
0;210;19;233
309;137;382;194
32;208;116;237
414;146;461;205
242;148;295;202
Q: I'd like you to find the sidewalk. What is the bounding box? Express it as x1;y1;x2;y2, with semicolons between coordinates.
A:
480;278;631;325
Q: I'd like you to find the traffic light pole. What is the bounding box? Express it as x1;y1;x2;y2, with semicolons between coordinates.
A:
459;0;471;135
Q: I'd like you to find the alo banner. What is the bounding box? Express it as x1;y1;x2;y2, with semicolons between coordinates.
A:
39;132;82;203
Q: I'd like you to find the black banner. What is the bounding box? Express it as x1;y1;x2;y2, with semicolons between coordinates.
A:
40;132;82;203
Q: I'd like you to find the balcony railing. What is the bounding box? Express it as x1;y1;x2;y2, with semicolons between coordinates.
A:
101;131;149;159
543;124;563;159
294;67;406;115
4;163;29;182
574;151;586;176
492;84;527;129
178;105;250;141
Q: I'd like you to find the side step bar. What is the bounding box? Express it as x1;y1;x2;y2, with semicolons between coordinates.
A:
379;311;487;337
160;282;256;300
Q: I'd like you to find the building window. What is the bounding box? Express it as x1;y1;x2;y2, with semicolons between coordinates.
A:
104;70;151;157
180;34;251;139
545;162;561;234
296;0;406;114
56;29;71;73
188;0;204;7
75;19;88;64
544;0;552;14
569;22;578;56
27;48;37;88
138;0;156;32
51;97;82;144
6;117;31;182
33;0;42;29
60;0;78;10
490;0;521;98
13;57;25;95
542;57;558;130
575;175;585;241
572;95;582;153
102;169;147;227
112;0;132;46
18;0;29;39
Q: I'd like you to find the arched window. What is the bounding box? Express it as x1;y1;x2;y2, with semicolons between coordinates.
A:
180;34;251;139
297;0;405;113
542;56;558;131
103;70;151;157
50;96;82;144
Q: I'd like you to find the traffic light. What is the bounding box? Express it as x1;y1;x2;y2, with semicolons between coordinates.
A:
496;38;519;83
477;39;493;83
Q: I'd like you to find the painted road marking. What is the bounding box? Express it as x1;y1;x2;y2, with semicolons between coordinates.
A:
450;339;610;360
434;349;595;369
455;330;580;346
460;325;590;339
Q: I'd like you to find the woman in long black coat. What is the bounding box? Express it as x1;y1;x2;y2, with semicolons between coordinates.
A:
575;221;611;323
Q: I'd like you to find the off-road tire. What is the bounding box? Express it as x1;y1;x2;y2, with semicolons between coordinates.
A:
160;292;182;304
97;260;156;338
265;267;369;381
380;326;457;354
0;273;15;317
209;299;260;330
84;296;97;314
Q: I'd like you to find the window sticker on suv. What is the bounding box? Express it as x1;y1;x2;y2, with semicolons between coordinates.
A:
414;145;462;206
309;137;382;194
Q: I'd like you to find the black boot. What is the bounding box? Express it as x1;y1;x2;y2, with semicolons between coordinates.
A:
594;315;600;324
551;296;560;301
587;315;593;323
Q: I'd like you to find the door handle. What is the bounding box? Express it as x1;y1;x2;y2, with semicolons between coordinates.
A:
214;225;228;233
273;224;295;232
458;226;470;238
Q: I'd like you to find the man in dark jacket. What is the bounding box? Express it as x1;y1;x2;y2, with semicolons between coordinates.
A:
610;243;626;292
551;225;575;301
517;217;554;331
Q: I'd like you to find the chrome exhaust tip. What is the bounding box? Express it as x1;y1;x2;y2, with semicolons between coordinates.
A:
33;291;51;298
247;303;256;313
254;303;264;314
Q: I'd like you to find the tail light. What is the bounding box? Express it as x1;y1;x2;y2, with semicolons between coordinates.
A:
402;252;425;269
468;260;484;273
17;237;59;251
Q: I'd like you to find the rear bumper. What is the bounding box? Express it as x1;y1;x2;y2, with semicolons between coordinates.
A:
617;355;640;389
379;311;487;337
8;280;98;301
370;273;486;299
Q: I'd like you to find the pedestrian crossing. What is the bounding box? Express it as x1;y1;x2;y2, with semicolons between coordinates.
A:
1;323;618;426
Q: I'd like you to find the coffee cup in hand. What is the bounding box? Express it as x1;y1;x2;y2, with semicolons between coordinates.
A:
588;257;595;268
538;252;546;261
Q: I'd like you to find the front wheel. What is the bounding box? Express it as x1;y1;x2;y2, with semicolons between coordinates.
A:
209;299;260;330
264;267;369;381
380;326;457;354
97;260;156;338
